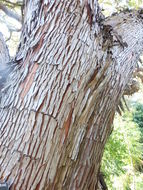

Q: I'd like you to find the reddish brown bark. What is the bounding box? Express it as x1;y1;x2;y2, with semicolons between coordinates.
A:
0;1;143;190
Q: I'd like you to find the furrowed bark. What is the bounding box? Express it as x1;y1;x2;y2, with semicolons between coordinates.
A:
0;1;143;189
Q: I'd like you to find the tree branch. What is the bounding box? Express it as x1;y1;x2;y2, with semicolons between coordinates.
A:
1;0;23;8
0;3;22;22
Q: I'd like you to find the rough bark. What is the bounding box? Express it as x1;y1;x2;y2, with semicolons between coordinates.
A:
0;1;143;189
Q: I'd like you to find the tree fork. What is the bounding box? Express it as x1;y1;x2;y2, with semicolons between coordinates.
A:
0;1;143;189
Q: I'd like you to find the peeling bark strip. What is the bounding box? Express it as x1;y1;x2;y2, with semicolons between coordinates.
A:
20;64;39;99
0;0;143;189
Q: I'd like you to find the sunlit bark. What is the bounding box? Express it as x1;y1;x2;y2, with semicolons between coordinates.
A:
0;1;143;189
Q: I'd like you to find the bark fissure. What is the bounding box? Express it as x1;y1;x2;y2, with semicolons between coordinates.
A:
1;1;143;189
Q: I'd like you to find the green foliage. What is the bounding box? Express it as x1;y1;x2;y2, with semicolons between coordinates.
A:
133;104;143;129
133;103;143;169
128;0;143;8
101;107;143;189
99;0;143;16
101;127;127;188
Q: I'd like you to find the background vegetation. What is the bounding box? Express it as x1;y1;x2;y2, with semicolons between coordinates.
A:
101;99;143;189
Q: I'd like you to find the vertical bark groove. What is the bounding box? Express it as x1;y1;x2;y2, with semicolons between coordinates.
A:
0;1;143;189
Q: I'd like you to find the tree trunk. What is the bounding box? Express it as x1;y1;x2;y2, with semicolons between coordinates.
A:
0;1;143;189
